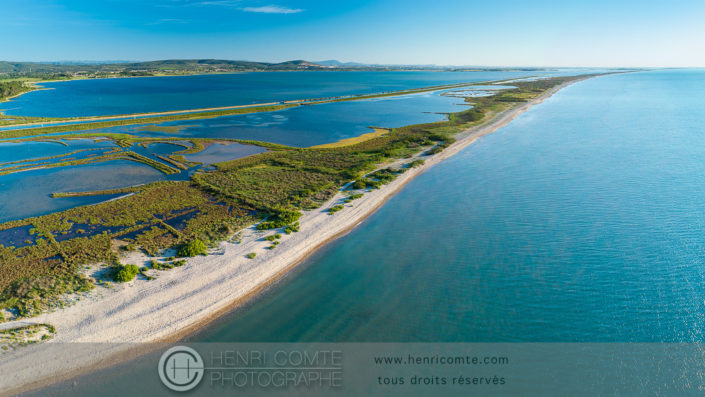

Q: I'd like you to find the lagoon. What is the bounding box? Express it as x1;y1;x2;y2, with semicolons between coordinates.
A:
1;70;599;118
104;89;471;147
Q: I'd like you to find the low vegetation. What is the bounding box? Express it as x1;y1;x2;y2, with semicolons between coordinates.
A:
177;239;208;257
0;81;34;101
344;194;364;203
284;222;300;234
328;205;345;214
113;264;139;283
0;76;581;318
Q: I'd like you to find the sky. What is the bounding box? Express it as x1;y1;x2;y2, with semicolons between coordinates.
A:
2;0;704;67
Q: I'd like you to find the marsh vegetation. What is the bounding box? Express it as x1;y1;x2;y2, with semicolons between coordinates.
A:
0;76;578;318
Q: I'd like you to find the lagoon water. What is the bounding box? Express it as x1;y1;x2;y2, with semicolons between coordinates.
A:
29;69;705;395
0;70;610;224
0;90;468;222
111;89;471;147
2;70;551;118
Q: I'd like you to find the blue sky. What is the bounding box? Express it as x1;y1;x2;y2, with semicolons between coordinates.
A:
2;0;704;67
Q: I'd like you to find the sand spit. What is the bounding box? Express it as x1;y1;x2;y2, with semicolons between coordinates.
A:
0;76;590;395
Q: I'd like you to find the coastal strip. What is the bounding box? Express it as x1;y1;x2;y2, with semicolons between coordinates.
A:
0;75;593;395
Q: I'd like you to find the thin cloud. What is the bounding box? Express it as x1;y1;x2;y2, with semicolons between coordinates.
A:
241;5;303;14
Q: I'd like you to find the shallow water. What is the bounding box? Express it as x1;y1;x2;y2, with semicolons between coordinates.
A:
0;160;165;223
116;90;469;147
190;69;705;343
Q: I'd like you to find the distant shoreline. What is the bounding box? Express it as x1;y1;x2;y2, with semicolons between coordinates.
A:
0;68;523;109
0;74;596;396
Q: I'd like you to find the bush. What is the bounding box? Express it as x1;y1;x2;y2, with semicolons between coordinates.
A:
408;159;425;168
139;266;153;281
329;205;344;214
257;210;303;230
352;180;366;189
425;146;443;155
284;222;300;234
177;239;207;257
264;235;277;242
365;179;382;189
246;252;257;259
344;194;363;203
114;264;139;283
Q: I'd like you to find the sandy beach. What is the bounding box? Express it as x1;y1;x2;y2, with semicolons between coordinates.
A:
0;76;589;395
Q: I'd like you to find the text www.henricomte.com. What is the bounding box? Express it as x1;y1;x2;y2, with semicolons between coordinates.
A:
373;354;509;366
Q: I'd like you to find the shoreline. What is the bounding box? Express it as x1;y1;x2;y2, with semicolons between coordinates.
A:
0;75;592;395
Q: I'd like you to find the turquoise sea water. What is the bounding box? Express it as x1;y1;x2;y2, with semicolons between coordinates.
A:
27;69;705;395
192;69;705;343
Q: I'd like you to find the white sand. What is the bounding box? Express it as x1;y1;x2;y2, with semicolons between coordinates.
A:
0;77;589;395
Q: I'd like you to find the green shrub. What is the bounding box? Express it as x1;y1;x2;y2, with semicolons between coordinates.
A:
352;180;366;189
114;264;139;283
408;159;425;168
425;146;443;155
246;252;257;259
177;239;207;257
139;266;153;281
365;179;382;189
174;260;187;267
284;222;300;234
329;205;345;214
344;193;364;203
257;210;303;230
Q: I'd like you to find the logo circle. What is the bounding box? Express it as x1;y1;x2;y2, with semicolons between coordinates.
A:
158;346;205;392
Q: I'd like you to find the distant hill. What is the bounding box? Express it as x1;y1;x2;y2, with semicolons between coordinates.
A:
316;60;371;67
0;59;552;80
0;59;334;79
